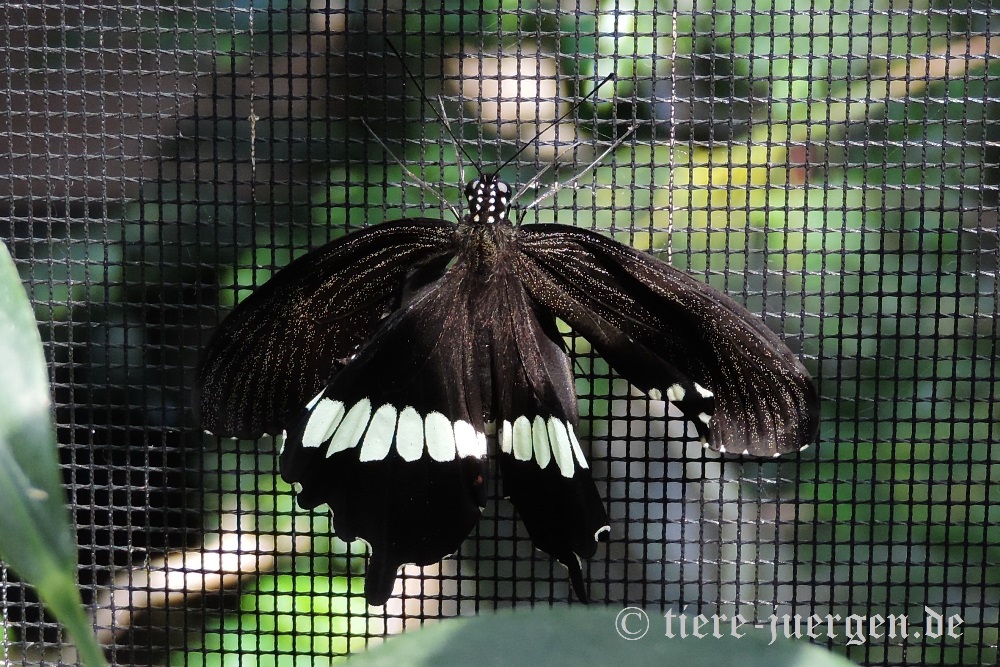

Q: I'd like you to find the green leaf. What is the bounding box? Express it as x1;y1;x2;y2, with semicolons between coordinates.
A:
0;241;108;667
345;607;858;667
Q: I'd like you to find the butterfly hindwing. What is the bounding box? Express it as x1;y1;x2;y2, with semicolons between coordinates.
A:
280;266;490;606
488;266;609;601
514;225;819;456
196;220;457;438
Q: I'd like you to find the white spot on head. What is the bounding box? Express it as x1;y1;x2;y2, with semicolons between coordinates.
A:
325;398;371;457
547;418;575;478
302;398;345;448
425;412;457;462
532;416;552;469
396;406;424;462
359;404;397;462
512;416;533;461
666;384;685;402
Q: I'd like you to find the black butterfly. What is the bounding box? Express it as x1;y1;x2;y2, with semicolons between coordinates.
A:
196;161;819;606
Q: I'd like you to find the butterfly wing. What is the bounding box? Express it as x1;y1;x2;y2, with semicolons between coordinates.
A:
279;266;490;606
487;266;609;602
196;220;457;438
514;225;819;456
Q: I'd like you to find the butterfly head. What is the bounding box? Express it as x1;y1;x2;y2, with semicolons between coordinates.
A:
464;173;512;226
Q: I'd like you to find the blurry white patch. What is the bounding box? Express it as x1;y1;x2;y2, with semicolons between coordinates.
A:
425;411;457;462
698;413;712;425
454;420;486;459
302;399;345;449
694;383;714;398
395;406;424;462
499;420;513;454
326;398;371;457
512;416;532;461
648;388;663;401
359;404;397;462
305;389;326;411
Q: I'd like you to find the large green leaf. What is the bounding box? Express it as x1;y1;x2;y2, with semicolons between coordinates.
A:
346;607;858;666
0;241;107;667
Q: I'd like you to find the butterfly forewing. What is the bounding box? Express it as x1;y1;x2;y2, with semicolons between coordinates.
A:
196;220;456;438
513;225;819;456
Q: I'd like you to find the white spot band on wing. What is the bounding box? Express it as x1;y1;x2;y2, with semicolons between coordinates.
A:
425;411;457;462
326;398;371;457
301;398;345;448
395;406;424;462
359;404;397;462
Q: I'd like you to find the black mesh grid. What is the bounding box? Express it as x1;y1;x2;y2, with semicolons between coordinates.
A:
2;2;998;666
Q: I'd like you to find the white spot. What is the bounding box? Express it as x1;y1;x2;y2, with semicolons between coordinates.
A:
695;383;714;398
799;444;809;451
743;449;750;455
701;439;710;448
666;384;685;402
698;413;712;425
472;214;481;223
305;389;325;410
499;420;513;454
454;420;486;458
547;419;575;478
718;444;727;453
360;404;397;462
476;196;483;203
302;399;346;448
568;428;588;469
648;388;662;401
26;487;48;501
773;451;781;458
594;525;611;541
512;416;532;461
395;407;424;462
326;398;371;457
532;416;551;469
425;412;456;462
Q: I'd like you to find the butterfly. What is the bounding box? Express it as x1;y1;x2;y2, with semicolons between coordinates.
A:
196;147;820;605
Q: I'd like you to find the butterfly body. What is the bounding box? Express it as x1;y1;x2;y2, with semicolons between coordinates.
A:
197;172;819;605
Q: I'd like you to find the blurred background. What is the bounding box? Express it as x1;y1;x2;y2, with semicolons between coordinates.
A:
1;1;997;665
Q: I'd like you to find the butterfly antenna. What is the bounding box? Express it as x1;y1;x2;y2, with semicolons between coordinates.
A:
386;40;481;176
522;127;635;213
497;71;616;175
360;118;461;221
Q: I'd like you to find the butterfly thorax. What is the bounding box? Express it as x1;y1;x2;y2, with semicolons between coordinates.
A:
456;172;520;272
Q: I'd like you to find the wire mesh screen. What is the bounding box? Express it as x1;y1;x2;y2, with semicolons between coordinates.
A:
1;1;997;666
